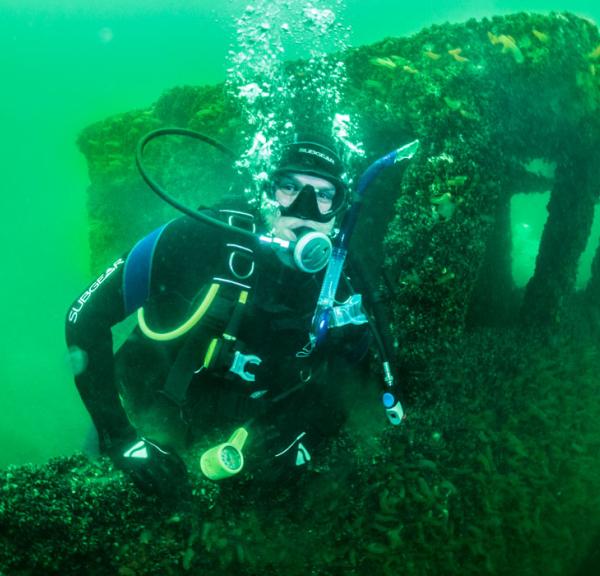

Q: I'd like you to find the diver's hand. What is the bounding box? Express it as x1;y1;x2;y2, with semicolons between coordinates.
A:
111;437;190;500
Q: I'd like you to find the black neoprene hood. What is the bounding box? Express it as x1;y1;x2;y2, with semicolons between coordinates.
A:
273;136;347;193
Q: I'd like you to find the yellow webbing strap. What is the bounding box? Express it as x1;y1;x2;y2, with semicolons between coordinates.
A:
202;289;249;369
137;282;221;341
203;338;219;369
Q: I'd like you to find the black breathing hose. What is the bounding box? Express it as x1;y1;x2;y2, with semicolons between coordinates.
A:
135;127;257;242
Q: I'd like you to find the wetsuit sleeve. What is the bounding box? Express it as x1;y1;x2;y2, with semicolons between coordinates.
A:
65;255;136;452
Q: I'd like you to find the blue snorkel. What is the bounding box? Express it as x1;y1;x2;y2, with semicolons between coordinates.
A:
309;139;419;425
310;139;420;345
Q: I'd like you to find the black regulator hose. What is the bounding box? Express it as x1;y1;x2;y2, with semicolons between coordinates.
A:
135;127;257;242
346;254;401;393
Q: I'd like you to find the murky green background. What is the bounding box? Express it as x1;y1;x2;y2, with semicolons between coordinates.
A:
1;0;599;468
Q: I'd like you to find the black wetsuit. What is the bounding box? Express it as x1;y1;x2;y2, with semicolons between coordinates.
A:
66;206;368;474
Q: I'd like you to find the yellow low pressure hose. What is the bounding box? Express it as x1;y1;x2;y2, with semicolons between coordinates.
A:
137;283;221;341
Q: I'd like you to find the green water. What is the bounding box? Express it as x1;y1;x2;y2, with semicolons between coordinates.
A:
1;0;599;469
0;0;232;466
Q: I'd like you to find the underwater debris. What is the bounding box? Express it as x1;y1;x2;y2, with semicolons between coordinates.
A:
488;31;525;63
532;29;550;43
448;48;468;62
370;56;397;69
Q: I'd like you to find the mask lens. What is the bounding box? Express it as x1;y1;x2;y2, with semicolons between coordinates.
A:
315;186;336;213
276;178;300;195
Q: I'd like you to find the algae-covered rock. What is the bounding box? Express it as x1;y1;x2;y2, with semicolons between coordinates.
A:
78;86;243;270
3;329;600;575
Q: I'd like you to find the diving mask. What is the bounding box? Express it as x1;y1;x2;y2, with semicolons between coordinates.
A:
274;177;339;222
272;178;346;223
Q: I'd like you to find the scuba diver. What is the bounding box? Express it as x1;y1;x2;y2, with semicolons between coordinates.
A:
65;130;417;499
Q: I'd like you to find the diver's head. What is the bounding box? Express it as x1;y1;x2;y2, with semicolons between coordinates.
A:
265;134;348;272
270;134;348;225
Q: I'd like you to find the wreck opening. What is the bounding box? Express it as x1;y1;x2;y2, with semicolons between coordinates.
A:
510;191;550;289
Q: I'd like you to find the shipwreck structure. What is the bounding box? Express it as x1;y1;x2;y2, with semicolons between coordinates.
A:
78;12;600;375
343;11;600;374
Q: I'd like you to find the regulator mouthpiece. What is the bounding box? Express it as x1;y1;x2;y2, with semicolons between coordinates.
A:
292;230;333;273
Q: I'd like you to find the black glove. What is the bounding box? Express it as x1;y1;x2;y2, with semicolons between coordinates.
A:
111;437;190;501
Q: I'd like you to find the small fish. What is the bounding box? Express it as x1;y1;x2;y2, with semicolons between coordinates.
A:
588;44;600;60
403;65;419;74
430;192;452;204
498;34;516;50
424;50;441;60
436;270;456;284
459;109;478;120
363;79;385;92
448;48;468;62
371;57;397;69
447;175;468;187
489;32;524;63
488;31;500;45
532;29;549;43
444;96;462;110
430;193;456;220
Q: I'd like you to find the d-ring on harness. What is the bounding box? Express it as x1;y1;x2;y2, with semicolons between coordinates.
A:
230;351;262;382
